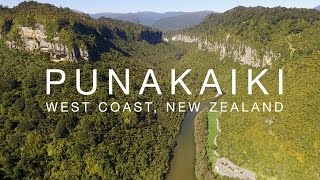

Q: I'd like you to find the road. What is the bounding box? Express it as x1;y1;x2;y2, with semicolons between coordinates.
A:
212;114;256;180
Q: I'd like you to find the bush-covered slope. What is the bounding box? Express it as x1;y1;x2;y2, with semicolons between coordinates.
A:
0;2;162;62
189;6;320;58
1;3;320;179
168;6;320;179
0;2;192;179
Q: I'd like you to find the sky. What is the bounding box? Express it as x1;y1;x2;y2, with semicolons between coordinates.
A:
0;0;319;13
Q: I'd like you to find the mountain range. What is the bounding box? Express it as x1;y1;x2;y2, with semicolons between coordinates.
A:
91;11;185;25
315;5;320;10
152;11;214;31
91;11;214;31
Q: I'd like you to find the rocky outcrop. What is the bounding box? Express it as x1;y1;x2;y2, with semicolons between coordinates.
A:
165;34;281;67
139;30;162;44
5;24;89;62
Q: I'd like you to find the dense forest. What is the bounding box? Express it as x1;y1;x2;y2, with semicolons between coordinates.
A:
0;1;320;179
170;6;320;179
0;2;195;179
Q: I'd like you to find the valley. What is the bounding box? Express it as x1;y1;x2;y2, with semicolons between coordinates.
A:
176;6;320;180
0;2;320;180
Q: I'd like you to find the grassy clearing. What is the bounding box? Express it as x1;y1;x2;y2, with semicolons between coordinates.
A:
207;112;219;172
194;109;216;179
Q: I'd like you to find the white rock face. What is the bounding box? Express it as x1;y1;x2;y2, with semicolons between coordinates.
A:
166;34;281;67
5;24;89;62
162;37;169;42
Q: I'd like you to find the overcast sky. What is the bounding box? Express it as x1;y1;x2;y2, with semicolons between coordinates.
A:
0;0;319;13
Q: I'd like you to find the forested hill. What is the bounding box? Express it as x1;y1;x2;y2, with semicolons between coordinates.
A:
166;6;320;179
165;6;320;66
188;6;320;57
1;3;320;179
0;2;192;179
0;2;162;62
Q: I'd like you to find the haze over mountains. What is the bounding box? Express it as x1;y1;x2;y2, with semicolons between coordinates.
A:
91;11;214;31
89;5;320;31
91;11;185;25
152;11;214;31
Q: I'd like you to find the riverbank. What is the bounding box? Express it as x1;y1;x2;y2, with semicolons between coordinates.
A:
194;109;216;180
206;112;257;180
166;98;221;179
207;112;220;169
166;108;199;180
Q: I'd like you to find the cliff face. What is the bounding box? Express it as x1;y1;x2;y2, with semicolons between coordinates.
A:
139;30;162;44
5;24;89;62
3;24;163;61
165;34;281;67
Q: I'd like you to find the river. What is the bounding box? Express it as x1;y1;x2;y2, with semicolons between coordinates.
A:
167;102;211;180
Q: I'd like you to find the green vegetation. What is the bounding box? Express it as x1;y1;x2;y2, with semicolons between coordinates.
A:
207;112;219;171
0;1;163;61
0;2;192;179
188;6;320;60
0;39;190;179
178;6;320;179
194;109;216;180
0;2;320;179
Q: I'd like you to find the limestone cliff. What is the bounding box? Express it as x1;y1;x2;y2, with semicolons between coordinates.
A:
5;24;89;62
165;34;281;67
